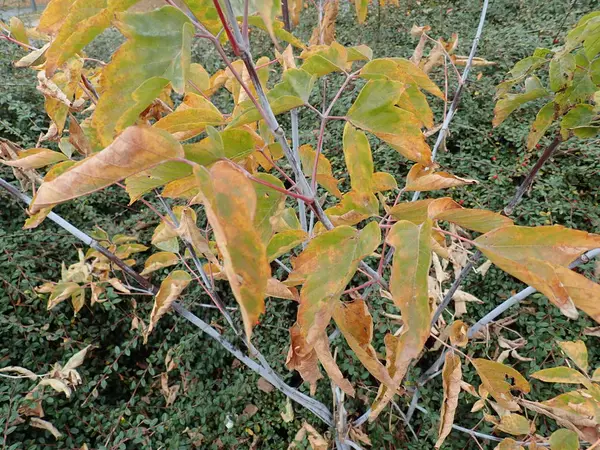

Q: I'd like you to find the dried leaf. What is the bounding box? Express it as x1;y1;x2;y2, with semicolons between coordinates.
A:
435;352;462;448
0;366;37;380
145;270;191;341
472;359;530;411
405;164;478;191
30;417;62;439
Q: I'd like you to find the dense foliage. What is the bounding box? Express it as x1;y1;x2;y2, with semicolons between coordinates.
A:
1;1;600;449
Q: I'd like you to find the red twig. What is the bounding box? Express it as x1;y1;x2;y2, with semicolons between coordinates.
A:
212;0;241;55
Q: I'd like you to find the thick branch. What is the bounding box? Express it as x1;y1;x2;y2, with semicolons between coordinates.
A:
504;135;562;215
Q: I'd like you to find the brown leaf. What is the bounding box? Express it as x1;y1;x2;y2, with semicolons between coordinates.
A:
286;323;323;395
257;377;275;394
145;270;191;342
313;334;355;397
309;0;339;45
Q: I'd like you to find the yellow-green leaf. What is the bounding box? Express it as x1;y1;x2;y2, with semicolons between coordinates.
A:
43;0;141;76
549;429;579;450
371;219;432;419
397;85;434;129
493;76;548;127
252;0;281;44
435;352;462;448
92;6;194;146
287;221;381;344
194;161;270;340
325;191;379;227
154;98;224;141
361;58;445;99
182;0;221;35
48;281;80;310
347;80;432;165
141;252;179;276
125;161;191;204
354;0;368;24
496;414;533;436
31;126;183;213
472;359;530;411
145;270;191;340
253;174;286;244
0;148;67;169
530;367;589;385
9;17;29;46
267;230;308;261
558;340;588;373
300;42;349;77
527;102;556;150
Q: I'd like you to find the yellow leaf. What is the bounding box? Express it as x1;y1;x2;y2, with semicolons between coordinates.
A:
332;299;395;388
176;207;218;264
309;0;338;45
435;352;462;448
0;148;67;169
558;340;588;374
194;161;270;340
30;126;183;213
530;367;589;385
145;270;191;340
472;359;530;411
141;252;179;276
405;164;478;191
495;438;524;450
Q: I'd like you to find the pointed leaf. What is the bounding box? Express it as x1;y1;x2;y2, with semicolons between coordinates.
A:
301;42;348;77
496;414;533;436
361;57;444;98
299;144;341;197
141;252;179;276
194;161;270;340
472;359;530;411
63;345;92;371
313;334;355;396
530;367;589;385
176;207;217;264
31;126;183;213
371;219;432;419
146;270;191;339
435;352;462;448
405;164;478;191
1;148;67;169
30;418;62;439
125;161;191;204
253;173;286;244
332;300;395;388
347;80;432;165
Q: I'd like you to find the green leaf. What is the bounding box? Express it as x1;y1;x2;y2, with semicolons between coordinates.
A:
370;219;432;419
194;161;270;340
526;101;555;150
549;53;576;92
43;0;141;76
31;126;184;213
397;85;434;129
300;42;349;77
549;429;579;450
560;104;598;140
253;173;285;244
125;161;191;204
325;191;379;226
0;148;67;169
267;230;308;261
9;17;29;45
496;56;548;97
92;6;194;146
230;69;316;127
530;367;589;385
493;76;548;127
472;359;530;411
153;95;224;141
287;221;381;344
342;123;397;193
347;80;432;165
185;128;257;166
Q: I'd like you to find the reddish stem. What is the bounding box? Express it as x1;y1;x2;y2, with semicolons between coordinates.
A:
212;0;241;55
